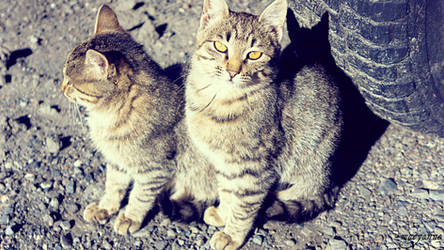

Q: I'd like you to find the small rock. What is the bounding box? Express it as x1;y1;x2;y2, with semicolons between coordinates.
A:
284;239;296;246
73;160;82;167
66;180;76;194
379;178;397;194
24;173;35;182
60;220;72;231
252;235;263;245
409;188;429;199
324;226;336;236
49;198;59;208
5;225;14;235
46;137;60;154
166;229;176;239
422;180;441;190
102;239;112;249
397;206;408;216
429;190;444;201
40;181;53;191
189;225;199;234
64;202;80;214
60;233;73;249
327;238;348;250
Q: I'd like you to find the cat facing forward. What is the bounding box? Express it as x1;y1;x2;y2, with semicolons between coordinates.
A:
185;0;343;249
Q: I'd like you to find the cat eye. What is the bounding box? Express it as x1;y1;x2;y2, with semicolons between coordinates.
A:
214;41;228;53
247;51;263;60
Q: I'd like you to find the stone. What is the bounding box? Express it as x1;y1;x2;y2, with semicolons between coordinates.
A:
284;239;296;246
429;190;444;201
60;233;73;249
409;188;429;199
252;235;263;245
46;137;60;154
5;225;14;235
328;238;348;250
379;178;397;194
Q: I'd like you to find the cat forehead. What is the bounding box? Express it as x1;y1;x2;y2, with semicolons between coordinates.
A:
207;12;275;46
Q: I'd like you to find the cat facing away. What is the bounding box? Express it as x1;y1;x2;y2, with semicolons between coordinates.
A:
61;5;218;235
185;0;343;249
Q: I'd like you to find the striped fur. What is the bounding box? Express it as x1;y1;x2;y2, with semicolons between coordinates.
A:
63;5;219;235
185;0;342;249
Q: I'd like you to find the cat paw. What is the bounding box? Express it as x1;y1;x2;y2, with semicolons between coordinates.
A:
83;202;111;224
210;231;241;250
203;206;225;227
114;211;142;235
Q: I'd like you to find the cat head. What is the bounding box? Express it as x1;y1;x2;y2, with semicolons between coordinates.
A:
191;0;287;92
61;5;129;110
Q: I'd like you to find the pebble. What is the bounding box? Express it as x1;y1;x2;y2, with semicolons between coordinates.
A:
60;220;72;231
327;238;348;250
5;225;14;235
24;173;35;181
166;229;176;239
284;239;296;246
429;190;444;201
60;233;73;249
46;137;60;154
252;235;263;245
40;181;53;191
49;198;59;208
103;239;112;249
379;178;397;194
73;160;82;167
66;180;76;194
409;188;429;199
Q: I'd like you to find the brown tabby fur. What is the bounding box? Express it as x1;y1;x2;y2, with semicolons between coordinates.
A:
185;0;343;249
61;5;218;235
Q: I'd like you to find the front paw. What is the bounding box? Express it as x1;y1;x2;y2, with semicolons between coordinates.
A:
83;202;112;224
210;231;242;250
204;206;225;227
114;211;142;235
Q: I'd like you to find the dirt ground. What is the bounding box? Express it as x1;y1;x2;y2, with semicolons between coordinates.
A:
0;0;443;249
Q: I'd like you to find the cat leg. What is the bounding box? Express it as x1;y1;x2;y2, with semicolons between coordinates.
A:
207;171;272;250
114;168;170;235
203;190;231;227
84;165;131;223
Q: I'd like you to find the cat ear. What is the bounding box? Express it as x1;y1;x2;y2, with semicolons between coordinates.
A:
94;4;125;34
199;0;229;31
85;49;109;79
259;0;288;42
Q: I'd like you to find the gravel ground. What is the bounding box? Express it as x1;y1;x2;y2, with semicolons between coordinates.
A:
0;0;443;249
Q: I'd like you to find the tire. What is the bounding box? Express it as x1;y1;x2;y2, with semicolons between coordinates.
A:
289;0;444;136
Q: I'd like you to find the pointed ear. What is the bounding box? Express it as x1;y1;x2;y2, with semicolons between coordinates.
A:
199;0;229;31
85;49;109;79
259;0;288;42
94;4;125;34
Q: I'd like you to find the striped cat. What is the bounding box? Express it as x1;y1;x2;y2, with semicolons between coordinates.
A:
185;0;343;249
62;5;218;235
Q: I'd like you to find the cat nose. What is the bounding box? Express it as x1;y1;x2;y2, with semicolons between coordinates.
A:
227;69;240;79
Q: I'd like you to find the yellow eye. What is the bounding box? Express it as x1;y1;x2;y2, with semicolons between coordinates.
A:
247;51;262;60
214;41;227;53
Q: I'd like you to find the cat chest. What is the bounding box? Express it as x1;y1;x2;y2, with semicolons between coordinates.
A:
187;112;265;161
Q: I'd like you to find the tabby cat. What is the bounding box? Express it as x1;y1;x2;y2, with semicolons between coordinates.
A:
185;0;343;249
61;5;186;235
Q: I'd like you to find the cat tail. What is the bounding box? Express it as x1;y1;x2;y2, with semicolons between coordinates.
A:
158;191;205;222
264;186;340;223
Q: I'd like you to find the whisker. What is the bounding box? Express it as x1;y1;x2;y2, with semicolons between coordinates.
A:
199;94;217;113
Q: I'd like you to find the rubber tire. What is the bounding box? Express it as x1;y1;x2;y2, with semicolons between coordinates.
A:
289;0;444;137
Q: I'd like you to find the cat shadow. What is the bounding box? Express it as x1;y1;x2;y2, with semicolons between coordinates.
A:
258;10;389;226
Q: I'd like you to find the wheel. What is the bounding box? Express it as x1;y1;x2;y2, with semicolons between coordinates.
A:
289;0;444;136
